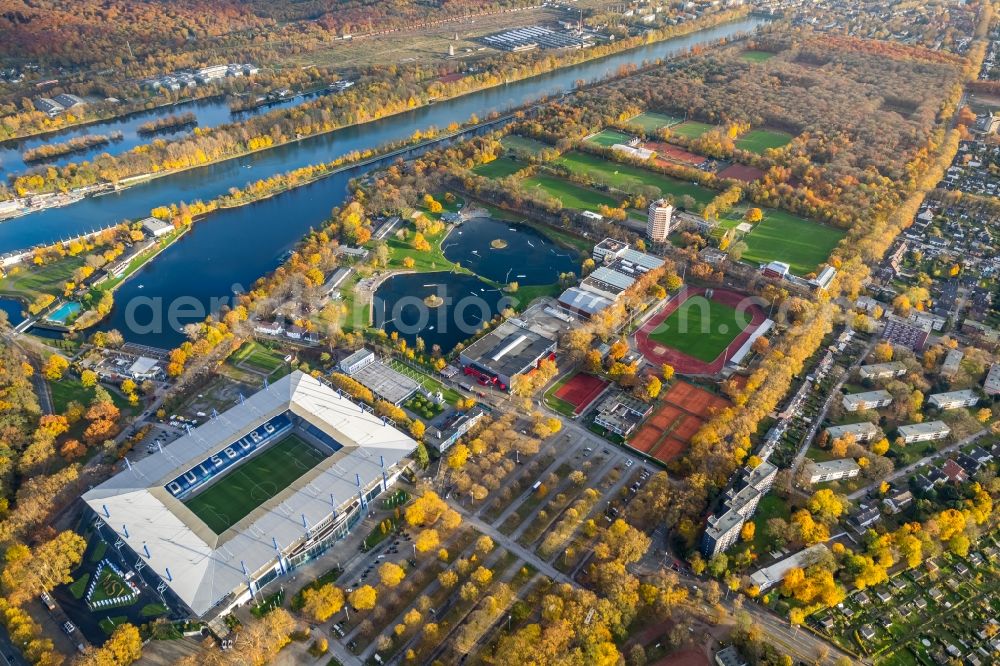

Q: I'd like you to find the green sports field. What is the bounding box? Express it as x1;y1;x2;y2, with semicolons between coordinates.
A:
740;50;776;63
501;134;552;155
735;129;792;154
521;173;620;211
629;112;683;132
724;207;844;276
669;121;715;139
649;297;748;363
184;434;328;534
474;157;525;179
554;151;716;205
585;129;632;147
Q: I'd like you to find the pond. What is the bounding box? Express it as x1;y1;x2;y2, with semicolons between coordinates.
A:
373;272;515;353
0;296;25;327
441;217;579;285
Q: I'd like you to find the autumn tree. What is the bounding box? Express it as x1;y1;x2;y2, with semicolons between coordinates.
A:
300;584;344;623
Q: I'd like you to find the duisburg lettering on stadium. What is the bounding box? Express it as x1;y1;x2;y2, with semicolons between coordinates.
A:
165;412;293;499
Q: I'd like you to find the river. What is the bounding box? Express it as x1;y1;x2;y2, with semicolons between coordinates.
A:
45;17;764;348
0;92;317;176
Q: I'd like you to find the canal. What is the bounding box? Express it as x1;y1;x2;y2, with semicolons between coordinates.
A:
0;92;316;176
33;18;763;348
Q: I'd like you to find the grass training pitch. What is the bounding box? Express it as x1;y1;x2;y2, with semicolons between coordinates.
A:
474;157;525;178
184;434;328;534
554;151;716;205
521;173;620;211
740;50;776;63
724;207;844;276
669;120;715;139
735;129;792;154
647;297;748;363
629;111;683;132
585;129;632;147
501;134;552;155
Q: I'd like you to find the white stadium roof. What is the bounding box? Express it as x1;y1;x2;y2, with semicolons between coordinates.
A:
82;371;416;616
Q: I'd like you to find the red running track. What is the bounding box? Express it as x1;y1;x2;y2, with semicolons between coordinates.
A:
635;287;766;375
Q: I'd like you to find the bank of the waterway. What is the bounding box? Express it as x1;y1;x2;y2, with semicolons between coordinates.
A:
28;18;764;349
0;17;763;257
0;93;317;176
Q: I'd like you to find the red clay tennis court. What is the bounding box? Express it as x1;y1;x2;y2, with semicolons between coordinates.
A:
627;380;731;465
553;373;608;415
718;162;765;183
643;140;708;167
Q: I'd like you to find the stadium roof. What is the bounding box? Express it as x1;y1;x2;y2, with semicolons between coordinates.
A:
82;371;416;617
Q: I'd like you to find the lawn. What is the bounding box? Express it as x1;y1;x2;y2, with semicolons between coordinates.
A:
0;256;86;300
183;433;329;534
585;129;632;147
735;129;793;154
98;616;128;636
735;208;845;276
50;378;135;416
749;493;790;552
140;603;169;618
90;567;131;604
500;134;552;155
629;112;683;132
230;340;287;375
669;121;715;139
647;297;747;363
740;50;776;63
384;220;464;274
473;157;526;179
68;574;90;600
553;151;717;206
521;173;620;211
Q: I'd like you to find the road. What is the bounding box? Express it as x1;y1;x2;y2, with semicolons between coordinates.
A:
847;427;989;501
792;334;877;473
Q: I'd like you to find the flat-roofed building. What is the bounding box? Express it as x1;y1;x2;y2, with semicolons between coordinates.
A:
826;422;880;443
928;389;980;410
338;348;376;376
941;349;964;378
806;458;861;484
749;544;831;591
858;361;907;381
986;364;1000;396
592;392;652;437
898;421;950;444
646;199;674;243
140;216;174;238
425;406;487;453
459;319;556;391
701;461;777;557
842;390;893;412
557;286;614;319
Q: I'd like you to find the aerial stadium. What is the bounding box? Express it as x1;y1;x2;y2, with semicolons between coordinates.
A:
81;371;417;618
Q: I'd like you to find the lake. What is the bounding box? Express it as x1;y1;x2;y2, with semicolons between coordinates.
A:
373;272;513;353
442;217;578;285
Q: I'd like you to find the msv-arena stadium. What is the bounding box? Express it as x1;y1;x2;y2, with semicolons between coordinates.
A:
82;371;417;617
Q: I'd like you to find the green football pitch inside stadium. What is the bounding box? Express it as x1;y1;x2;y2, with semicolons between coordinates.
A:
648;297;749;363
183;433;328;534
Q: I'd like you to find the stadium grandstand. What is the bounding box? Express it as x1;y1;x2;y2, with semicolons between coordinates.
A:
82;371;417;618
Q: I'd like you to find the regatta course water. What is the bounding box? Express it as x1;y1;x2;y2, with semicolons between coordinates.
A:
0;93;315;175
17;18;764;347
